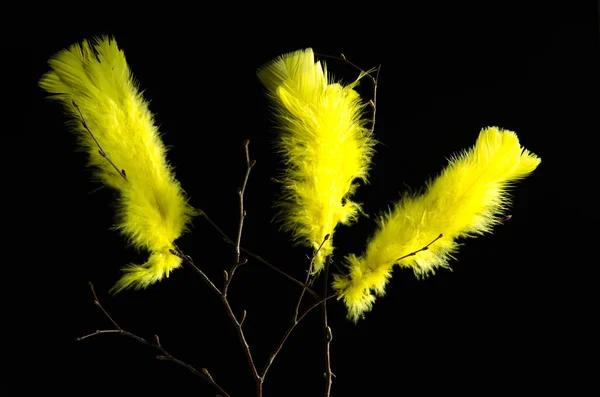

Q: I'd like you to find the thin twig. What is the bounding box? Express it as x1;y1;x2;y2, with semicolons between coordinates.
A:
295;234;330;322
261;234;333;382
322;257;333;397
338;53;380;136
196;208;319;298
369;65;380;134
225;139;256;297
77;282;229;397
243;247;319;299
174;139;330;396
314;53;381;134
171;248;263;396
261;293;338;381
224;138;261;395
193;141;317;296
396;233;444;262
72;100;128;181
170;248;222;296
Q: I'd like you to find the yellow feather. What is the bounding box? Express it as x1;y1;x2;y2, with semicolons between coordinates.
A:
333;127;541;322
39;36;198;292
258;48;376;272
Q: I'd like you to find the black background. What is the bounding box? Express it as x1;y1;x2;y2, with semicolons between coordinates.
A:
24;2;598;396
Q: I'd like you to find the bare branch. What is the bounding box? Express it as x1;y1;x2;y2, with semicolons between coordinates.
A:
314;53;381;134
243;247;320;299
322;257;333;397
295;234;330;323
170;248;222;296
240;310;247;327
261;293;338;380
89;281;119;329
197;209;319;298
77;283;229;397
225;140;256;292
172;247;263;395
261;235;335;382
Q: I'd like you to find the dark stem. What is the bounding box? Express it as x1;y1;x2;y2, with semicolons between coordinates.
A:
199;209;319;298
313;53;381;134
170;248;262;394
224;139;256;297
295;234;330;323
72;100;128;181
262;234;333;382
243;246;319;299
170;248;222;295
261;293;338;380
77;282;229;397
338;54;380;136
396;233;444;262
322;258;333;397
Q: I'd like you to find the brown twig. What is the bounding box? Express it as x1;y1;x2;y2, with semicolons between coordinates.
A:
170;248;222;295
295;234;330;322
243;247;319;299
314;53;381;135
225;139;256;297
396;233;444;262
198;208;319;298
172;140;263;395
170;248;262;395
261;293;338;381
339;54;380;136
72;100;128;181
262;234;332;383
193;158;320;299
222;139;262;394
171;140;332;396
77;282;229;397
173;247;334;396
322;257;333;397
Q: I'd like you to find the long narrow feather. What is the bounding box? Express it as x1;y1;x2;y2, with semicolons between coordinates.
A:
258;48;376;273
39;36;198;292
333;127;541;322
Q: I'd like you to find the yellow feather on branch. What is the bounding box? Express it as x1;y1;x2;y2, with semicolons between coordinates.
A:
333;127;541;322
39;36;198;293
257;48;376;273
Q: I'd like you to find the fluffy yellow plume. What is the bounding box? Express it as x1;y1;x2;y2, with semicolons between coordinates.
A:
333;127;541;322
39;36;198;293
257;48;376;273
